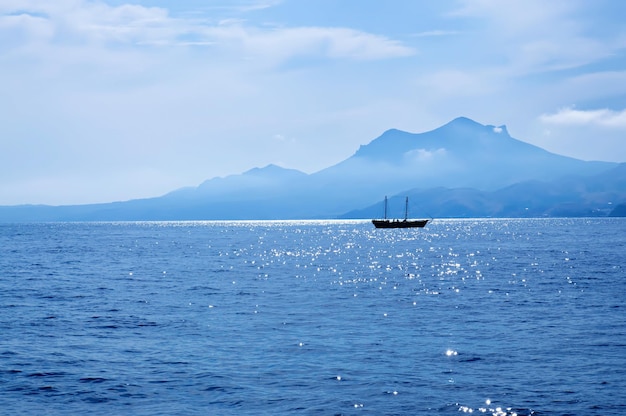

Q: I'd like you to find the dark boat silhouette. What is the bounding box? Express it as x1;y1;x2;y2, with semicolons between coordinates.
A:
372;196;429;229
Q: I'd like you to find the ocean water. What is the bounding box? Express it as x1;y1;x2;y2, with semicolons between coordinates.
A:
0;219;625;415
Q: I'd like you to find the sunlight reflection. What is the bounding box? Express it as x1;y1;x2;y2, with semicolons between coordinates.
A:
458;400;527;416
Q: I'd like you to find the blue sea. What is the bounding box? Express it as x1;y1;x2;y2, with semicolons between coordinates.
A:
1;219;625;415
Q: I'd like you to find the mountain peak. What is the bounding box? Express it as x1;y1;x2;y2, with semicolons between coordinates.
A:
354;117;497;160
381;117;489;136
445;116;483;128
243;164;284;176
438;117;510;137
243;164;307;179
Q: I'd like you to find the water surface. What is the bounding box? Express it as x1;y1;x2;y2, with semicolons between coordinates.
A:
1;219;624;415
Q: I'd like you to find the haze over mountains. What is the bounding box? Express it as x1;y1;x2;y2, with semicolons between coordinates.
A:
2;117;625;222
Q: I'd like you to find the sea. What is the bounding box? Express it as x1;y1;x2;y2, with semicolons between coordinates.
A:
0;219;624;415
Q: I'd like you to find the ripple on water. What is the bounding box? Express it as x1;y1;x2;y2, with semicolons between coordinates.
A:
0;219;625;415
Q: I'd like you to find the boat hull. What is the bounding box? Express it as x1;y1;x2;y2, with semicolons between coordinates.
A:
372;219;429;229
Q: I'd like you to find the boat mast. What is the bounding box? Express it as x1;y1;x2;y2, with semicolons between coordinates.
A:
404;197;409;220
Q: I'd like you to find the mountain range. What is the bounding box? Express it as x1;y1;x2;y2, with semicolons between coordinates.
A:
2;117;625;221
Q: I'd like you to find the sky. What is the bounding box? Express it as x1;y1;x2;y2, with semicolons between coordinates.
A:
2;0;626;205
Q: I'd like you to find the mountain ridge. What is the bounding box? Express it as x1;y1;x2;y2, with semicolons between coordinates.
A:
0;117;623;221
343;162;626;219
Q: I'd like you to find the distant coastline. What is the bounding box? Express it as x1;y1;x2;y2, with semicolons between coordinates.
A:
1;118;625;222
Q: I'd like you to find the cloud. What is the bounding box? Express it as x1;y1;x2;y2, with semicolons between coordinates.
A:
448;0;620;75
404;148;447;162
3;1;626;204
0;1;414;64
539;107;626;128
245;26;414;62
222;0;283;13
450;0;571;33
185;0;283;14
493;126;503;133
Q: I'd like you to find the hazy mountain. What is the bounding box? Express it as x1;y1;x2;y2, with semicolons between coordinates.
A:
343;163;626;219
263;116;615;216
0;117;622;221
187;164;307;200
315;116;611;192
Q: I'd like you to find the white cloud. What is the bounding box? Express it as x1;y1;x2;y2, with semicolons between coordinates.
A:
450;0;571;34
2;1;626;204
319;28;414;60
186;0;283;14
195;24;415;65
404;148;447;162
493;126;503;133
228;0;283;13
539;107;626;128
449;0;619;75
0;1;179;65
0;1;414;64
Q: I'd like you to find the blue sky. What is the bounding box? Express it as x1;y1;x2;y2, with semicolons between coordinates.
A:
1;0;625;205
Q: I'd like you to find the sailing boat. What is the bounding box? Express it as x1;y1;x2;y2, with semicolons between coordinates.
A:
372;196;429;229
